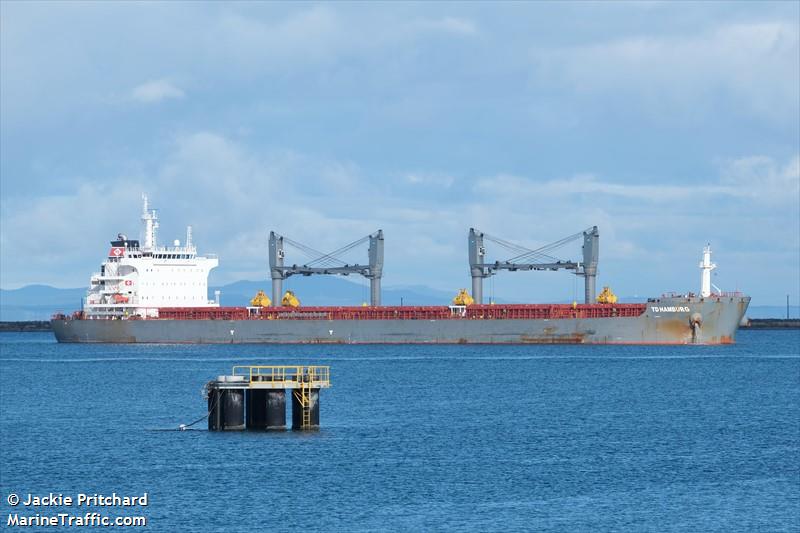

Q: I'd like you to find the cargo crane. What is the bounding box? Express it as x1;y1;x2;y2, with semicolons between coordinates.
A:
468;226;599;304
269;230;384;307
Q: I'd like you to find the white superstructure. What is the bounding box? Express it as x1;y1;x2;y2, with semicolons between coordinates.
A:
83;195;219;318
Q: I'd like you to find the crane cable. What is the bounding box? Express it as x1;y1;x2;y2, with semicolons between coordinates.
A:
505;227;593;264
506;231;582;264
146;382;220;432
282;232;376;268
306;234;370;267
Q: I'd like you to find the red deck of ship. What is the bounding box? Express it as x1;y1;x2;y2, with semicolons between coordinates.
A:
154;303;647;321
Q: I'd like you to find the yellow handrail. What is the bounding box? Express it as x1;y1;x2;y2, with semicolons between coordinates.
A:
231;365;331;388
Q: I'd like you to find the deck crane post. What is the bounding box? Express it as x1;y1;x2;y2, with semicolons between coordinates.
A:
269;232;285;306
580;226;599;304
469;228;488;305
367;230;384;306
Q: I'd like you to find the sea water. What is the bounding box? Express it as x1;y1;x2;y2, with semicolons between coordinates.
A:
0;330;798;532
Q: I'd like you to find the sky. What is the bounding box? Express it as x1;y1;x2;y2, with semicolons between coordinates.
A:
1;1;798;306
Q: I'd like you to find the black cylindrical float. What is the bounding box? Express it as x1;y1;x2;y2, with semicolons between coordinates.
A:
246;389;265;429
208;387;221;431
221;388;245;430
246;389;286;430
208;378;246;431
291;388;320;429
266;390;286;429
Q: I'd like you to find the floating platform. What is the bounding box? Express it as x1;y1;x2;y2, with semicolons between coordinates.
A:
206;366;330;431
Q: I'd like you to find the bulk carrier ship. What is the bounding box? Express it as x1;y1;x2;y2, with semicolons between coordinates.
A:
51;196;749;344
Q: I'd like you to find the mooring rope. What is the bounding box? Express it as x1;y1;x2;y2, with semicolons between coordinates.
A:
146;382;218;432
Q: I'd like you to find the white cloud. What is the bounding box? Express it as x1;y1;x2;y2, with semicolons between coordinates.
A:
466;154;799;298
475;155;800;205
209;6;346;72
415;17;478;36
719;155;800;202
0;183;147;288
130;79;184;103
533;22;800;123
205;8;478;76
404;172;455;188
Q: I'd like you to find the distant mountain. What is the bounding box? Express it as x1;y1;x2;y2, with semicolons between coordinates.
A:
0;285;85;321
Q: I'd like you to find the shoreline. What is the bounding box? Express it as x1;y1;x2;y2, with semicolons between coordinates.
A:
740;318;800;329
0;321;52;332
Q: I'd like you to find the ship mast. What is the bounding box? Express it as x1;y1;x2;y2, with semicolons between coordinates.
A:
141;194;159;251
699;244;716;297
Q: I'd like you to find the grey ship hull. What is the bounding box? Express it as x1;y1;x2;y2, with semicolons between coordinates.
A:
52;296;750;345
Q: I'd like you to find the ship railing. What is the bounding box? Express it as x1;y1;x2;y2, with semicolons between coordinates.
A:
147;245;197;253
231;365;331;389
707;291;746;297
661;291;746;299
87;297;140;305
156;304;647;321
91;273;126;280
